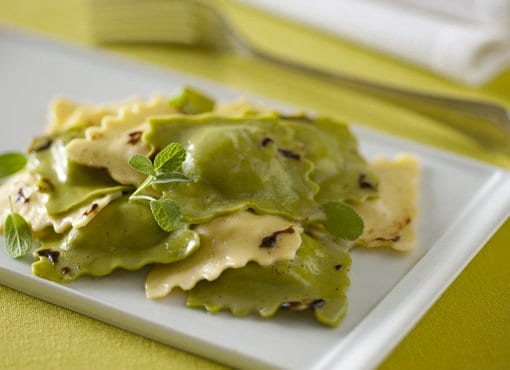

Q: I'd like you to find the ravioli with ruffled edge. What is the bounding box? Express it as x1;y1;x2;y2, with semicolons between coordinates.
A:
0;87;419;327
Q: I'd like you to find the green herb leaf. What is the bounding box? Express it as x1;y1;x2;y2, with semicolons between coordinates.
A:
322;201;364;241
154;143;187;173
128;145;187;231
152;172;191;184
4;198;32;258
128;154;155;176
0;152;27;179
150;198;182;232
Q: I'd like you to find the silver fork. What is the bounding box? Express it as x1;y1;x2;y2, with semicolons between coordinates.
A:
90;0;510;152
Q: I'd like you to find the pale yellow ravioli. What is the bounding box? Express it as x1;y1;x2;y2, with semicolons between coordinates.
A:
145;211;303;299
0;171;122;234
48;192;123;233
66;96;178;186
354;154;419;251
46;97;141;134
0;172;49;233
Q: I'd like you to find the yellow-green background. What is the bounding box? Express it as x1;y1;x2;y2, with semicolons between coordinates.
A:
1;1;509;369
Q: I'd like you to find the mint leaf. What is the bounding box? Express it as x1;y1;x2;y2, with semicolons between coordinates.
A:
0;152;27;179
322;201;364;240
154;143;187;173
152;172;191;184
129;154;155;176
150;198;182;232
4;198;32;258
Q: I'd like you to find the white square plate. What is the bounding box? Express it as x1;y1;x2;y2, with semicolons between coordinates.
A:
1;27;509;370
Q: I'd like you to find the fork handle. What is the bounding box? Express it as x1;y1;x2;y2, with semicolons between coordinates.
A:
245;46;510;152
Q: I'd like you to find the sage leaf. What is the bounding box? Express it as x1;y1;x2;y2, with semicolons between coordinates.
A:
0;152;27;179
322;201;364;241
4;212;32;258
150;198;182;232
129;154;155;176
152;172;191;184
154;143;186;173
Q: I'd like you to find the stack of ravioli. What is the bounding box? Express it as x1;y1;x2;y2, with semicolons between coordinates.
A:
0;88;418;327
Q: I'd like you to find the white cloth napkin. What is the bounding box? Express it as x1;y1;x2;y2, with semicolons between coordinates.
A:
384;0;510;28
236;0;510;86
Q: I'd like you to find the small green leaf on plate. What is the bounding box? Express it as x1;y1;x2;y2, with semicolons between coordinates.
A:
0;152;27;179
4;201;32;258
128;154;155;176
150;198;182;232
154;143;187;173
322;201;364;240
152;172;191;184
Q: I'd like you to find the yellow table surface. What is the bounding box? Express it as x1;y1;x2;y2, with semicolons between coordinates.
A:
1;1;509;369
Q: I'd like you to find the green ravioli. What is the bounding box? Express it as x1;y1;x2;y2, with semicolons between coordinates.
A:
145;114;320;223
32;196;200;282
30;137;127;214
169;86;216;114
280;116;378;203
187;233;351;327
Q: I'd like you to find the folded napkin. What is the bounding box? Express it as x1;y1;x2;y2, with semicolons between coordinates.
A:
387;0;510;28
236;0;510;86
